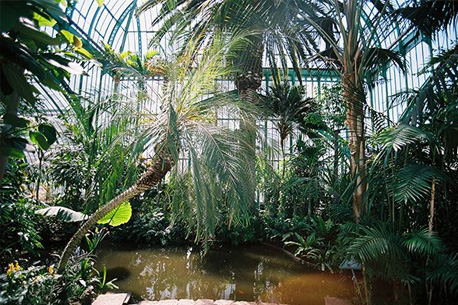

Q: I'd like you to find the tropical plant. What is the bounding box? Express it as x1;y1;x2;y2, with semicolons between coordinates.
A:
261;83;324;177
283;216;339;271
284;232;322;261
45;93;144;213
295;0;406;222
0;252;115;305
57;33;257;271
395;0;458;39
0;161;43;263
344;223;458;305
0;0;90;183
362;36;458;238
137;0;323;205
137;0;317;89
100;44;166;95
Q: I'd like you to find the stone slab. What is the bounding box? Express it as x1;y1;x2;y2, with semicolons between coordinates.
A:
93;293;130;305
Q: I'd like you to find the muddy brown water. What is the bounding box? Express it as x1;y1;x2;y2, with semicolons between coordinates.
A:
95;243;355;305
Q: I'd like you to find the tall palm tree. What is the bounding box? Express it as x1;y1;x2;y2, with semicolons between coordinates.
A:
58;34;255;271
296;0;405;222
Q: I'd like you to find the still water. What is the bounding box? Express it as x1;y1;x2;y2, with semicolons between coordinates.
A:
95;243;354;305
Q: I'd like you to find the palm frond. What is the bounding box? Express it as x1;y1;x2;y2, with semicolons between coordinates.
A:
390;164;446;203
395;0;458;38
400;43;458;125
427;253;458;295
348;223;405;263
378;124;433;152
402;228;444;256
362;47;406;83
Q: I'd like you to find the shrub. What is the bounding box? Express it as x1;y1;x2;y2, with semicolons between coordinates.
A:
0;251;116;305
0;161;42;263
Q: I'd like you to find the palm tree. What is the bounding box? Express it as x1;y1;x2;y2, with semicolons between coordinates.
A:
377;0;458;237
296;0;405;222
136;0;317;87
58;34;256;271
136;0;321;203
261;83;327;180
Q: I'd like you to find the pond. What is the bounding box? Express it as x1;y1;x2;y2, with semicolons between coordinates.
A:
95;243;355;305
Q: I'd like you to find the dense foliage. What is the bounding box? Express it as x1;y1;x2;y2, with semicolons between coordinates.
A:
1;0;457;305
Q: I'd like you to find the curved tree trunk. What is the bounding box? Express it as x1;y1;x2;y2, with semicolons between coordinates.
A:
57;145;174;272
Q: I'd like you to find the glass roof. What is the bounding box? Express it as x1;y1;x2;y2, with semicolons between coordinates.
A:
66;0;418;57
66;0;171;56
61;0;456;125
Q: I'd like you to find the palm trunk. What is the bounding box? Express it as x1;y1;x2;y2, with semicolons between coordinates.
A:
281;138;286;179
343;73;367;223
57;145;174;272
238;88;258;207
428;176;436;233
333;129;340;205
234;34;263;207
425;179;436;305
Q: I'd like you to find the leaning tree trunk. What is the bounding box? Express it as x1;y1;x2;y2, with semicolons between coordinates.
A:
57;145;174;272
234;34;263;207
343;72;367;223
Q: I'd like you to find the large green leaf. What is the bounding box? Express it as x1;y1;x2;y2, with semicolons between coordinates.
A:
75;47;93;59
29;131;50;150
146;50;159;59
60;30;74;44
97;202;132;227
0;2;22;32
33;12;57;27
36;206;89;222
391;164;446;203
38;123;57;146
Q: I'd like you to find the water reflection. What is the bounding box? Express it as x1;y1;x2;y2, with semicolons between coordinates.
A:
96;243;354;304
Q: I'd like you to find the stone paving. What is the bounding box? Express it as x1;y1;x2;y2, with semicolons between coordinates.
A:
137;300;285;305
91;293;351;305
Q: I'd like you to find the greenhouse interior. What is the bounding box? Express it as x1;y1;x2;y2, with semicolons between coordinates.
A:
1;0;458;304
